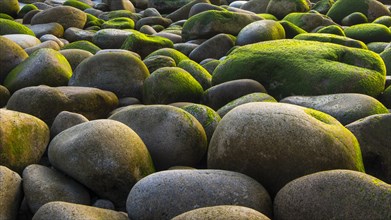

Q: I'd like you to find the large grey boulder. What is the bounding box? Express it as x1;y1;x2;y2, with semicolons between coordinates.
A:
208;102;365;196
126;169;272;219
48;120;155;208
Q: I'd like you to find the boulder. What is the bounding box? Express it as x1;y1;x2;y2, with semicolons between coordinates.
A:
3;34;41;49
0;36;28;83
293;33;367;49
61;40;101;54
6;85;118;125
126;170;272;219
212;39;386;100
59;49;93;71
92;28;133;49
23;164;91;213
0;109;49;173
282;12;336;32
29;23;64;38
236;20;285;45
145;48;189;65
31;6;87;30
142;67;204;104
208;102;365;196
0;166;23;220
182;10;262;41
4;48;72;93
344;23;391;43
0;18;35;35
172;205;271;220
142;55;176;73
109;105;207;170
188;33;236;62
0;0;19;17
274;170;391;219
32;201;128;220
346;114;391;183
69;51;149;99
280;93;389;125
178;59;212;90
48;120;155;208
265;0;310;19
50;111;89;138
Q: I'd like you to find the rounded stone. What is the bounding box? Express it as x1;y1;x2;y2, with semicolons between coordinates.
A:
0;18;35;35
346;113;391;183
142;55;176;73
32;201;128;220
208;102;365;196
109;105;207;170
22;164;91;213
4;48;72;93
0;109;50;173
69;51;149;99
0;0;20;17
0;166;23;220
178;59;212;90
29;23;64;38
274;170;391;219
59;49;93;71
236;20;285;46
126;170;272;219
92;29;133;49
50;111;89;138
142;67;204;104
0;85;11;107
172;205;271;220
48;120;155;208
31;6;87;30
0;36;28;83
266;0;310;19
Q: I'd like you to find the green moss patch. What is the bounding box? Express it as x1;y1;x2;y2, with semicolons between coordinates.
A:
0;18;35;36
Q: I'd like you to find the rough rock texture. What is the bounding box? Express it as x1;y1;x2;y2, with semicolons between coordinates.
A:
0;166;23;220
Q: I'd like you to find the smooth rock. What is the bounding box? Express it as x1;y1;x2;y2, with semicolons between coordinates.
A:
208;102;365;196
274;170;391;219
282;12;336;32
178;59;212;90
3;34;41;49
59;49;93;70
0;0;20;17
29;23;64;38
0;85;11;107
0;166;23;220
48;120;155;208
24;40;61;55
236;19;285;45
0;109;49;173
23;164;91;213
32;201;128;220
63;27;95;42
109;105;207;170
142;55;176;73
50;111;89;138
189;33;235;62
266;0;310;19
346;114;391;183
0;18;35;35
0;36;28;83
31;6;87;29
92;28;133;49
126;170;272;219
380;47;391;76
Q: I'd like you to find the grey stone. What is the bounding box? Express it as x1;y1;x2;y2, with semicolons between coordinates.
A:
0;166;23;220
50;111;89;138
40;34;64;47
274;170;391;220
31;6;87;29
236;20;285;46
23;164;91;213
63;27;95;42
280;93;389;125
166;0;210;22
48;120;155;208
143;55;176;73
0;36;28;83
32;201;128;220
92;29;133;49
2;34;41;49
59;49;93;70
189;33;236;62
0;85;10;107
346;113;391;183
29;23;64;38
126;170;272;219
25;40;61;55
109;105;207;170
208;102;365;196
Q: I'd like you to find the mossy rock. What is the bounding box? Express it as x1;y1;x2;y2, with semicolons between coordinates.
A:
380;85;391;108
212;39;386;100
182;10;262;41
0;13;14;20
0;18;35;36
62;40;101;54
17;4;38;19
316;25;345;36
121;30;173;58
373;16;391;27
145;48;189;65
101;17;135;29
344;23;391;43
294;33;367;49
265;0;310;19
4;48;72;93
143;67;204;104
380;47;391;75
278;20;307;39
217;92;277;117
85;14;104;28
341;12;368;26
63;0;92;11
326;0;391;23
312;0;335;14
236;20;286;46
0;0;19;18
178;59;212;90
98;10;140;21
283;12;336;32
143;55;176;73
0;85;10;107
0;36;28;84
31;6;87;30
258;13;277;21
0;109;49;174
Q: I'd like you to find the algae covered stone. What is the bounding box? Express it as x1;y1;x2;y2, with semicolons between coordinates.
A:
0;0;19;17
344;23;391;43
282;12;336;32
0;18;35;36
208;102;365;196
182;10;262;41
0;109;49;173
293;33;367;49
61;40;101;54
266;0;310;19
274;170;391;219
0;36;28;83
212;39;386;100
31;6;87;30
178;59;212;90
236;20;285;45
380;47;391;76
143;67;203;104
4;48;72;93
101;17;135;29
48;120;155;208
